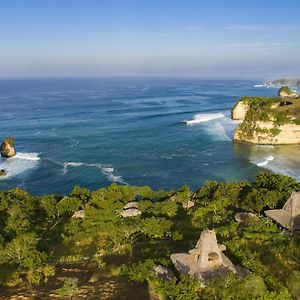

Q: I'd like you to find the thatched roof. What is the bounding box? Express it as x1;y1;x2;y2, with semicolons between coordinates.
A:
72;210;85;219
121;208;141;218
265;191;300;231
123;201;139;210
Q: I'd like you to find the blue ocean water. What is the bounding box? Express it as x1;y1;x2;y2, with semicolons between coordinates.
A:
0;77;300;195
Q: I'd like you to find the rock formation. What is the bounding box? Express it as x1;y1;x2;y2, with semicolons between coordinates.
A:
265;191;300;232
278;86;299;98
271;78;300;88
0;169;7;177
231;101;249;120
170;230;247;285
232;93;300;145
234;122;300;145
1;138;16;158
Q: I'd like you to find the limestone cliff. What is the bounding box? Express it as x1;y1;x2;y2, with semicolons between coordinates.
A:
232;96;300;145
1;138;16;157
234;122;300;144
231;101;249;120
271;78;300;88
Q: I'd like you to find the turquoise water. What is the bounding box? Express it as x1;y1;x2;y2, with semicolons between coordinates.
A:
0;77;299;195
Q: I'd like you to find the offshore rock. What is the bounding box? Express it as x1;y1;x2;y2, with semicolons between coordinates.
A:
1;138;16;158
0;169;7;177
278;86;299;98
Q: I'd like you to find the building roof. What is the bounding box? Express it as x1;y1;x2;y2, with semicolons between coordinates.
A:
170;230;248;285
265;191;300;231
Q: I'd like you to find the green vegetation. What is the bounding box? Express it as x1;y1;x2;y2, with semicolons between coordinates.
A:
0;172;300;299
233;96;300;140
278;86;294;96
57;277;79;299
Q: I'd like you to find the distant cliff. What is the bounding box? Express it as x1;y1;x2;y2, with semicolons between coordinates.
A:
232;95;300;144
271;78;300;88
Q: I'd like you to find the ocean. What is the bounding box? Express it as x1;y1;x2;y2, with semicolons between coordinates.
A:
0;77;299;195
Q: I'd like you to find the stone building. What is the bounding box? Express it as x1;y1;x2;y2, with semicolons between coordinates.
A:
170;230;247;285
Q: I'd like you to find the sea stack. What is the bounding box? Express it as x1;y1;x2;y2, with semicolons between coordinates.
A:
1;138;16;158
278;86;299;98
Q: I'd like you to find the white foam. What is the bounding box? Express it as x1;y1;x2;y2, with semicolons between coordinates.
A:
63;162;126;184
256;145;274;149
205;122;231;141
15;152;40;161
101;167;114;173
0;152;40;179
65;162;84;167
252;155;274;167
185;113;225;125
70;140;79;148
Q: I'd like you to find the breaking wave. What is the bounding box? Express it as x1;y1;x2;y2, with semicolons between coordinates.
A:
184;112;240;141
251;155;274;167
0;152;40;179
184;113;225;125
63;162;126;184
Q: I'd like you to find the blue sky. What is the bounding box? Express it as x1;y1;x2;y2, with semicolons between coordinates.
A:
0;0;300;78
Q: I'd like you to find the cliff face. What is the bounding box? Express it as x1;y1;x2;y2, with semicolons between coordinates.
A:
231;101;249;120
271;78;300;88
234;122;300;144
232;96;300;145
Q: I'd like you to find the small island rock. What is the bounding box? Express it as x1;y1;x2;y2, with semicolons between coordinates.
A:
278;86;299;98
0;169;7;177
1;138;16;158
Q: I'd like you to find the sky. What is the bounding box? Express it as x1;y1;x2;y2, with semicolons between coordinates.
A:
0;0;300;78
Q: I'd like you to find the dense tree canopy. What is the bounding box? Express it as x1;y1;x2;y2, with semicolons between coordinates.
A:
0;172;299;299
